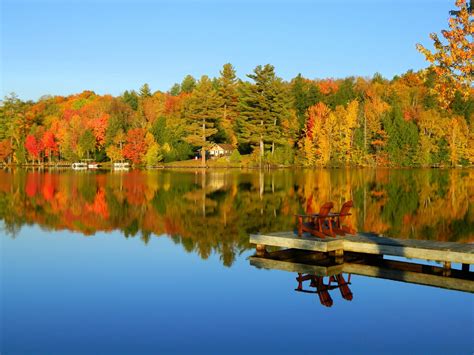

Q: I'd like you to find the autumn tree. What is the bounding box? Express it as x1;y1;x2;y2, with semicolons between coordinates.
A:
41;131;58;163
363;89;390;164
0;140;12;162
123;128;148;165
25;134;42;163
298;102;333;166
416;0;473;108
330;100;359;164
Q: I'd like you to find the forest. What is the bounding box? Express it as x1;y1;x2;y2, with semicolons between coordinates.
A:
0;1;472;168
0;66;472;168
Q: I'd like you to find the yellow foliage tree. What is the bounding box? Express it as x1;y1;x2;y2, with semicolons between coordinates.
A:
447;116;469;165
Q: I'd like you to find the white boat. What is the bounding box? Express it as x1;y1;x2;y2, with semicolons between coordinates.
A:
88;163;100;169
71;162;88;170
113;162;130;170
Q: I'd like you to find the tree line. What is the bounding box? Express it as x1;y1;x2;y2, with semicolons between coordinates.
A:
0;64;472;167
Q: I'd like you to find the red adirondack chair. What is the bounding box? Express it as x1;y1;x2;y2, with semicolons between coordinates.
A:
296;201;335;238
332;200;356;236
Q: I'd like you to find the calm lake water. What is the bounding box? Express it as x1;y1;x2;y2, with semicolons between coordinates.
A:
1;168;473;354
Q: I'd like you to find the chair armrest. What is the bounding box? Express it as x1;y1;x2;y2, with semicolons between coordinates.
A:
331;212;352;217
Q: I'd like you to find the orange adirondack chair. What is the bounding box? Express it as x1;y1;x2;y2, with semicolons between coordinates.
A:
296;202;335;238
332;200;356;236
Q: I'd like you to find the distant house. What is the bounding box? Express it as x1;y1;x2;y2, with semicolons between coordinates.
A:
208;143;235;158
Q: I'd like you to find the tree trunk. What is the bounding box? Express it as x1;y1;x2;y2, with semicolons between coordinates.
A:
202;119;206;167
364;113;367;153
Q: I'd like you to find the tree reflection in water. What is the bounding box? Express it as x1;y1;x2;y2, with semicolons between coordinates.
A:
1;168;473;265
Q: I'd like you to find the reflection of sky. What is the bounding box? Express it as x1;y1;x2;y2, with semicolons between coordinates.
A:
2;226;473;354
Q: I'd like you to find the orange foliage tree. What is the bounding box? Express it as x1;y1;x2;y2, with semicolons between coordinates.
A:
123;128;148;165
416;0;473;107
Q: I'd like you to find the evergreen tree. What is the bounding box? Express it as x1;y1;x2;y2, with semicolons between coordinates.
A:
237;64;290;165
78;129;96;159
184;75;223;165
384;104;419;166
291;74;322;132
139;83;152;98
181;75;196;93
122;90;139;110
217;63;239;146
169;83;181;96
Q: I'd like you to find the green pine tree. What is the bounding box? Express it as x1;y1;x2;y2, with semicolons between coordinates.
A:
181;75;196;93
184;75;223;166
217;63;239;146
237;64;291;166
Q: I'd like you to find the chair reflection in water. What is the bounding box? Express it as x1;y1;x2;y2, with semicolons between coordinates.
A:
295;273;353;307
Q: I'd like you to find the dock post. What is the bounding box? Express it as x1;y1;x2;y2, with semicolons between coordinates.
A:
331;249;344;264
443;261;451;276
256;244;267;257
462;264;470;272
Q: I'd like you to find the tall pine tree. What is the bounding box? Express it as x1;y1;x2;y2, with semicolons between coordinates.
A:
237;64;290;166
217;63;239;146
184;75;223;166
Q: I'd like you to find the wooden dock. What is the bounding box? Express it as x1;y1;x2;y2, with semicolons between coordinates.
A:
249;249;474;293
250;231;474;267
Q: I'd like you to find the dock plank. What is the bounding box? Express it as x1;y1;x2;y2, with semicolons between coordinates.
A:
250;232;474;264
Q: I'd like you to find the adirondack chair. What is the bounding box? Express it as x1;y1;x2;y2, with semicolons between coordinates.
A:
296;202;335;238
332;200;356;236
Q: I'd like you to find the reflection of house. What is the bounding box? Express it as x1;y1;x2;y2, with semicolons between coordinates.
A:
209;143;234;157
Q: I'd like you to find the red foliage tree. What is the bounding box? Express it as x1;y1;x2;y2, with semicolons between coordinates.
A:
41;131;58;162
89;113;109;147
123;128;147;165
25;134;43;162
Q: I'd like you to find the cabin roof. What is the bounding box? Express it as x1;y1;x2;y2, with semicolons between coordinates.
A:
211;143;234;151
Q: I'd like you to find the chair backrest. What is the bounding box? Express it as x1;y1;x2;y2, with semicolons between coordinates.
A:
339;200;353;222
318;202;334;217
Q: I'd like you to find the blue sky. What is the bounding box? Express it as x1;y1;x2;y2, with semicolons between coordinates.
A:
2;0;453;100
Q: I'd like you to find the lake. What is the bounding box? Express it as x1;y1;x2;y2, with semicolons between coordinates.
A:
1;168;473;354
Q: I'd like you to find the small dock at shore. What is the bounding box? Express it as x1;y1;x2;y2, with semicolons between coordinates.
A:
250;231;474;269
